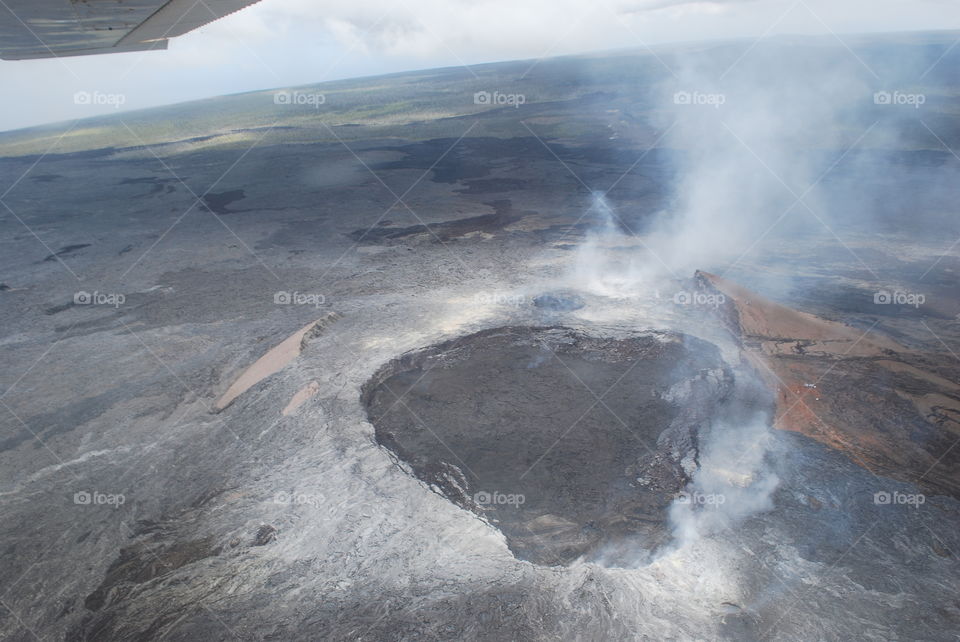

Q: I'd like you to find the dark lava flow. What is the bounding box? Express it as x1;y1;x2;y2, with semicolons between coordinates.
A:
363;326;732;566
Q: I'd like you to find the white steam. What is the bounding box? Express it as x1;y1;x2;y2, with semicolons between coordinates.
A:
569;192;662;296
669;413;779;549
646;49;875;277
569;49;871;294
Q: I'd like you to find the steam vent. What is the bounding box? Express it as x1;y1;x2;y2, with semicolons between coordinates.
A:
363;326;732;565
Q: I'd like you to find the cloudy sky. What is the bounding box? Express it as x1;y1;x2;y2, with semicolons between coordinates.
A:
1;0;959;131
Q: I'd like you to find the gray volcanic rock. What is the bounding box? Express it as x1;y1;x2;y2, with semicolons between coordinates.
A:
532;292;585;311
363;326;733;565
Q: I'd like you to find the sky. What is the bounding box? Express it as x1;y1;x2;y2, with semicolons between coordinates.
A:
1;0;959;132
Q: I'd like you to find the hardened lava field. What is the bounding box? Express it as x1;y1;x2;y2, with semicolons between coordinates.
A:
363;326;732;565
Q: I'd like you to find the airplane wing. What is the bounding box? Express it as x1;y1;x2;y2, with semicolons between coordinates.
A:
0;0;262;61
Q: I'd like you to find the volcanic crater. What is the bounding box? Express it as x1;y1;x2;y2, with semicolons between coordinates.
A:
362;326;734;565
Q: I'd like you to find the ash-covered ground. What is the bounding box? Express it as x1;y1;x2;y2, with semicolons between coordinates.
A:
1;33;959;641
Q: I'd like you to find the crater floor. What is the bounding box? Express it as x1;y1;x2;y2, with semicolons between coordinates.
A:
364;326;732;565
